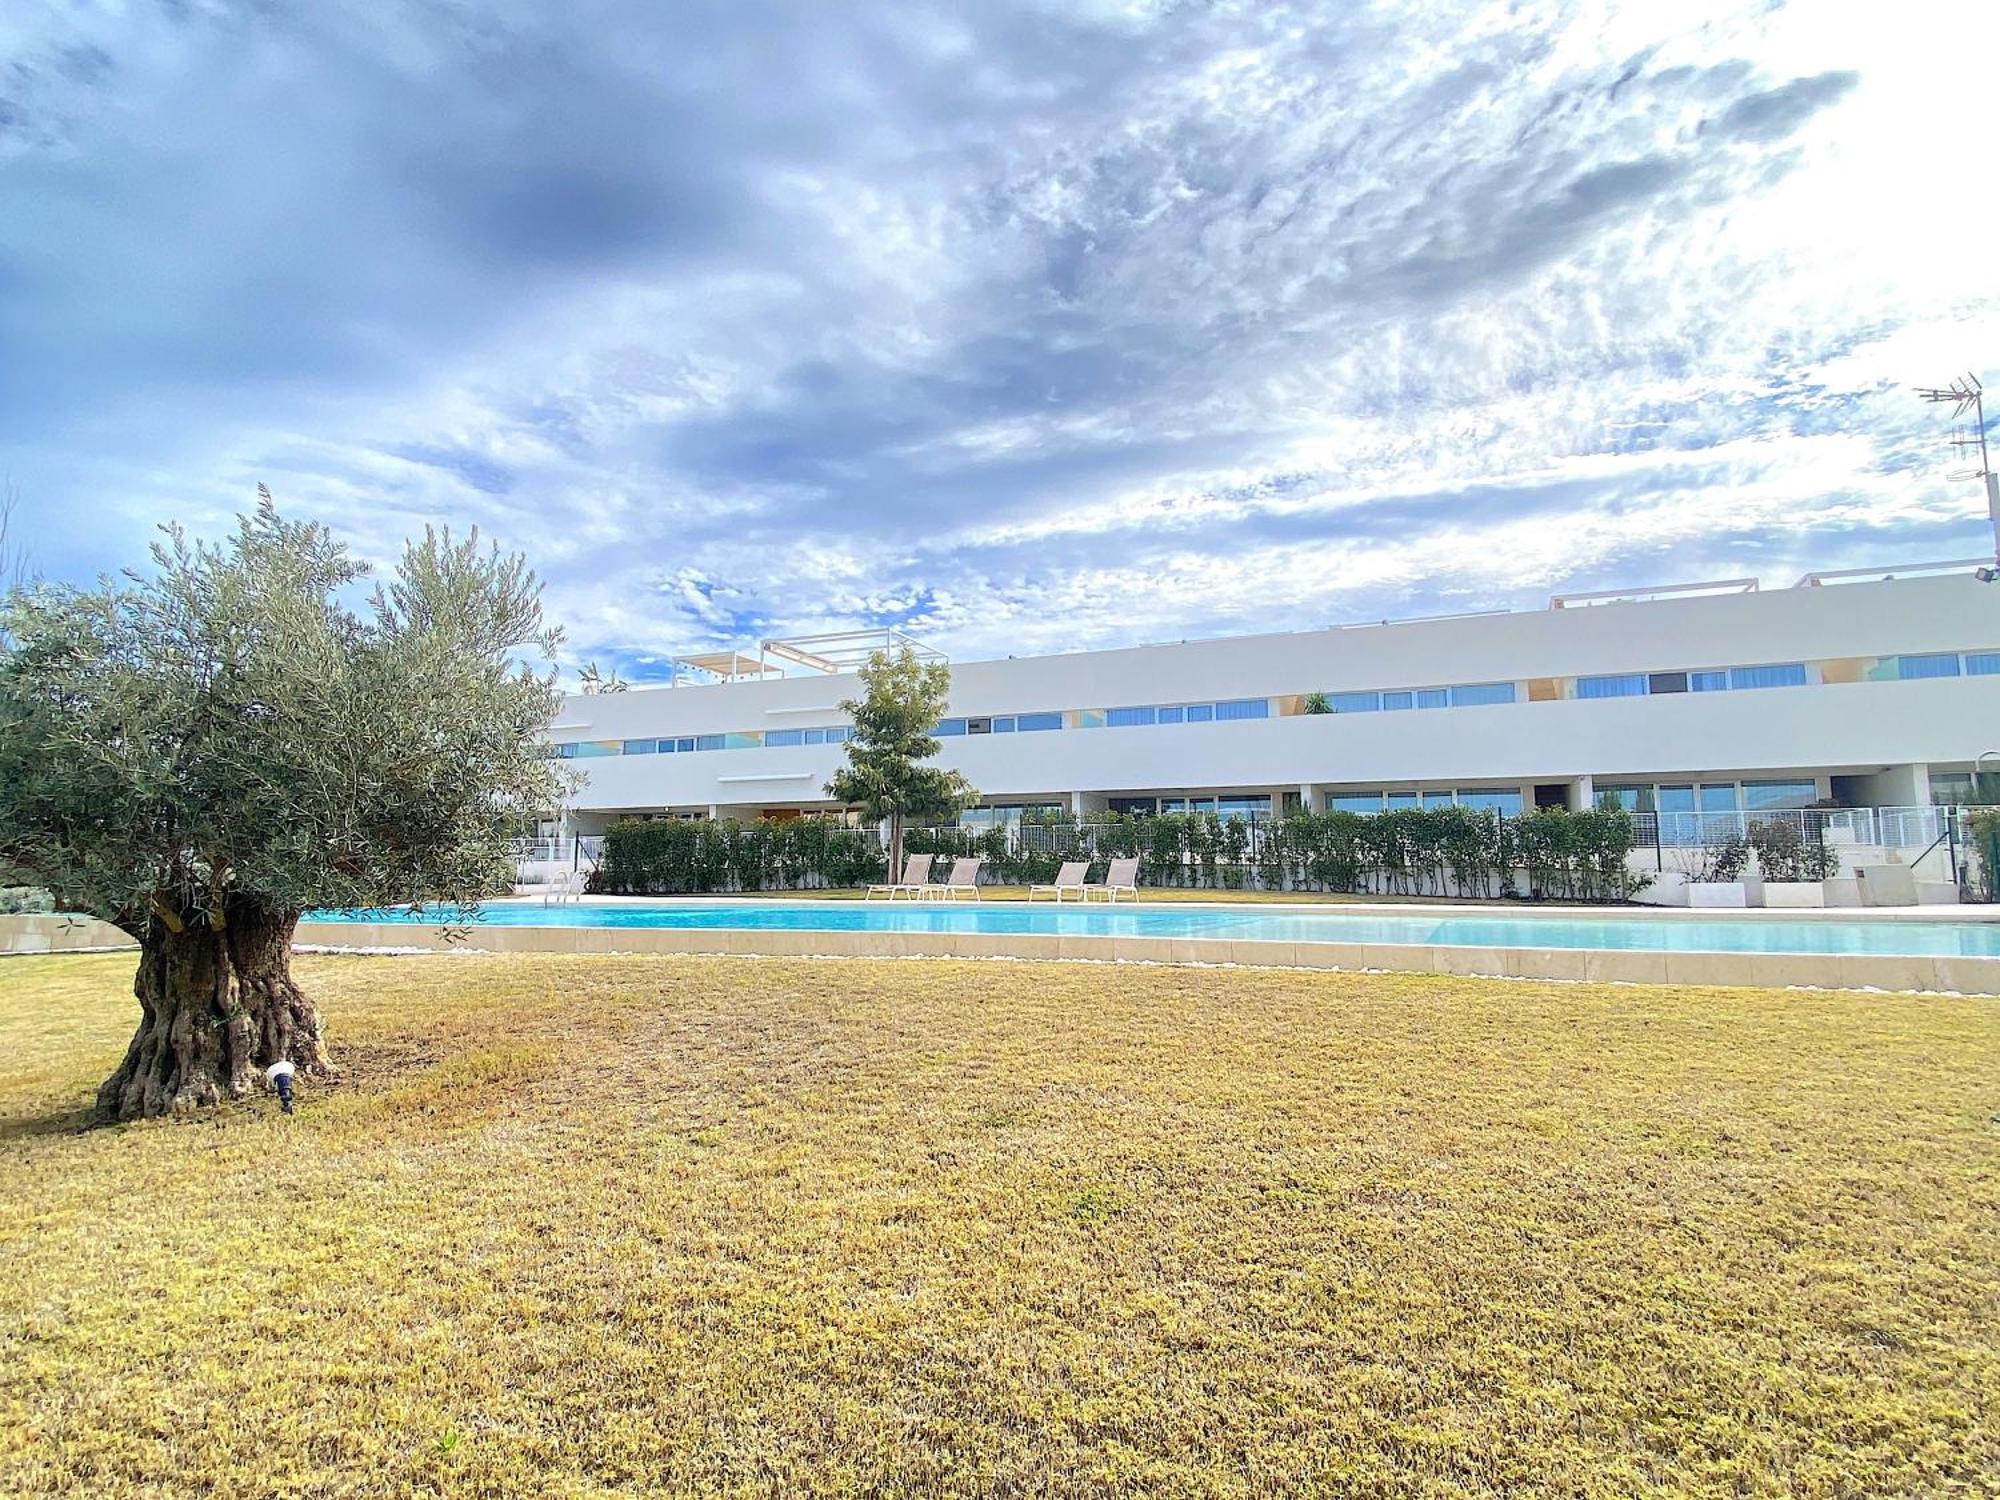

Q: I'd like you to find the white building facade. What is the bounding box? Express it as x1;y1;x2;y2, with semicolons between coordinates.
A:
547;570;2000;837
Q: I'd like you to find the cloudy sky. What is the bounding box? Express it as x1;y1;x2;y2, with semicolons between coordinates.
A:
3;1;1997;680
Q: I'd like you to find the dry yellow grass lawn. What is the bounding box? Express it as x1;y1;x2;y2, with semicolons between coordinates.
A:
1;952;1995;1498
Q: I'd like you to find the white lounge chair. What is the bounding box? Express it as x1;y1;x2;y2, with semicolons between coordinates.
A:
867;853;934;901
1086;856;1142;903
1029;860;1090;902
923;856;984;901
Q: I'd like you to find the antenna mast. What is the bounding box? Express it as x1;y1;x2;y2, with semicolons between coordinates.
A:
1916;372;2000;580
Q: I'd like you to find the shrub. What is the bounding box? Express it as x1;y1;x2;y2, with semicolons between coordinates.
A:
0;886;55;914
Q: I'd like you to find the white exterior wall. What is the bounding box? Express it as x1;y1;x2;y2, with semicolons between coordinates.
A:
553;574;2000;820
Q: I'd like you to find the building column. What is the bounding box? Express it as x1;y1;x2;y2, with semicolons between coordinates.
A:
1567;775;1596;811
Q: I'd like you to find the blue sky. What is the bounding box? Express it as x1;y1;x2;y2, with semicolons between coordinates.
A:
3;1;1997;682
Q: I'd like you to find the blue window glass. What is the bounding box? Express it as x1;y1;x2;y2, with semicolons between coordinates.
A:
1455;789;1523;814
556;743;579;759
1450;682;1516;707
991;716;1016;733
802;728;825;745
1329;691;1380;713
1577;674;1647;699
828;727;851;743
1896;652;1961;680
694;734;724;752
1384;791;1419;809
1016;711;1062;732
1327;794;1383;814
574;741;621;758
1966;651;2000;676
1214;698;1270;721
1156;705;1185;724
675;737;695;753
1689;670;1727;692
1107;706;1157;727
1415;688;1448;709
1729;663;1807;690
1184;703;1215;723
621;739;658;755
1217;796;1269;820
764;729;803;747
934;718;967;736
1381;691;1413;710
1743;779;1816;810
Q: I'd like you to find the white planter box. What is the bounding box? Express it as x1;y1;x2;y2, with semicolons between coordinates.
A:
1915;879;1961;906
1634;871;1689;906
1857;864;1919;906
1687;881;1750;908
1761;882;1826;908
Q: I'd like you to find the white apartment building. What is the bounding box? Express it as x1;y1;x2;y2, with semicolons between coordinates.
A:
545;565;2000;837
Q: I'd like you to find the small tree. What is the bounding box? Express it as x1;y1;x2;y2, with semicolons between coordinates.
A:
824;647;976;880
0;495;569;1119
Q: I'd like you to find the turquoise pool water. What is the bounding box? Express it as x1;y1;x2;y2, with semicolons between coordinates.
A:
302;901;2000;958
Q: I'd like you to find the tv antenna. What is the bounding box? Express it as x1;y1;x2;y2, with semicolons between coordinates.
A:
1916;373;1999;580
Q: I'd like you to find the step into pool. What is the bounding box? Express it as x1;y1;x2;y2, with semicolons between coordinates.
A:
303;902;2000;959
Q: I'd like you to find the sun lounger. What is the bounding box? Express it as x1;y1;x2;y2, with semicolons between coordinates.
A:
1028;860;1090;901
923;856;984;901
866;853;934;900
1085;856;1141;902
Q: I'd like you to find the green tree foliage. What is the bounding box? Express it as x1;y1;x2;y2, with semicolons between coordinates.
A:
0;495;568;1118
823;647;976;879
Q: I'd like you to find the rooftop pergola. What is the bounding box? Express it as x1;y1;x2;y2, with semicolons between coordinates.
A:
668;629;946;685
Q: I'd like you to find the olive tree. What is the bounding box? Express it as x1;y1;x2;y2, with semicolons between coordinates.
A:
0;496;568;1119
824;647;976;880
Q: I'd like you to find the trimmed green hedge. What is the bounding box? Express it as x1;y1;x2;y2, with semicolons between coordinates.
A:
592;806;1650;901
921;806;1648;900
593;818;886;894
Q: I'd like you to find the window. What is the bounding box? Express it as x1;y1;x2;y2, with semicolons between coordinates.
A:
1456;789;1524;814
694;734;724;752
1450;682;1516;707
1729;663;1807;690
1896;652;1961;680
1017;711;1062;732
574;741;621;758
802;728;826;745
1967;652;2000;676
1327;793;1382;814
934;718;967;736
1384;791;1419;809
1597;785;1650;812
1107;706;1157;727
622;739;658;755
1929;772;1975;805
1328;691;1380;713
556;743;580;760
1577;674;1647;699
1698;784;1737;813
764;729;803;748
1156;705;1185;724
966;717;992;734
991;716;1016;733
1184;703;1215;723
724;732;762;749
1743;780;1816;810
1075;709;1106;729
1689;670;1728;692
1214;698;1270;721
1217;796;1270;820
1108;796;1157;815
1381;691;1413;710
675;737;696;753
1656;785;1696;815
1647;671;1688;694
825;727;850;744
1415;688;1448;709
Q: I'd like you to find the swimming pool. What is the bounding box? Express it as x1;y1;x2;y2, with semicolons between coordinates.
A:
302;901;2000;958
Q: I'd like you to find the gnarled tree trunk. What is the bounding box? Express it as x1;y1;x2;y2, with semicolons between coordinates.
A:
96;902;327;1122
97;911;252;1120
226;902;328;1080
